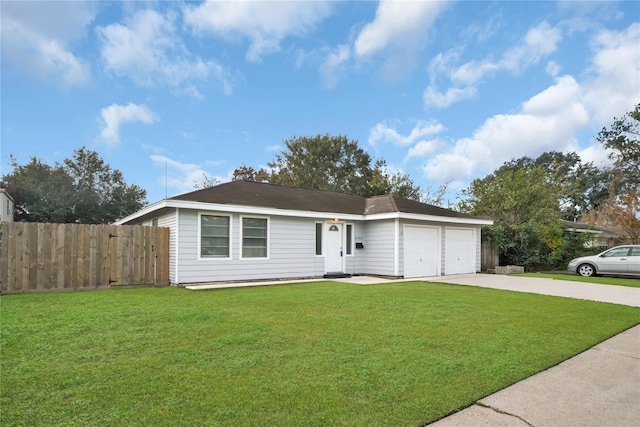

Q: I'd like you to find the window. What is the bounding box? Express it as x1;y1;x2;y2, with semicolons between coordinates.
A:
315;222;323;255
346;224;353;255
242;217;268;258
201;215;230;258
151;217;158;227
630;247;640;256
603;247;630;257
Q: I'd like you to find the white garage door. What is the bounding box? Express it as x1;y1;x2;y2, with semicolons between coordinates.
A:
445;228;475;275
404;226;439;278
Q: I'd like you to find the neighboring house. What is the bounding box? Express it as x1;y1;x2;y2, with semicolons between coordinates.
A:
563;220;620;248
115;181;493;284
0;189;14;223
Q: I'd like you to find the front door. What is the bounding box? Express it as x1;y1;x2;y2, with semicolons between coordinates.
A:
325;223;344;273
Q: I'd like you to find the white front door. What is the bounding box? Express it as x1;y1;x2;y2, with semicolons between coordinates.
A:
325;223;344;273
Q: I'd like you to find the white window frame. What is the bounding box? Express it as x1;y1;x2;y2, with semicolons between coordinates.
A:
240;215;270;260
345;223;354;256
315;221;324;257
198;212;232;261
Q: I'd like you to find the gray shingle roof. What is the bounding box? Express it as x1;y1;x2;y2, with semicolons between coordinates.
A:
170;181;482;220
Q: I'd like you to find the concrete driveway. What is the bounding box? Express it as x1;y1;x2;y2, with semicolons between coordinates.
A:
419;273;640;307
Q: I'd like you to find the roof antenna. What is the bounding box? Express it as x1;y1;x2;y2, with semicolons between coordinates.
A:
165;160;168;199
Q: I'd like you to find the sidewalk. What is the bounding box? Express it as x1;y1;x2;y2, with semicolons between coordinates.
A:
429;324;640;427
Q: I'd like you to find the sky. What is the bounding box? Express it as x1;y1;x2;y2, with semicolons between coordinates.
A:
2;0;639;205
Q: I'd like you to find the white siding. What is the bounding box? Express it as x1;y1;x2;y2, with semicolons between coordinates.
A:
347;221;366;275
159;211;178;283
0;190;14;223
176;210;326;283
360;219;397;277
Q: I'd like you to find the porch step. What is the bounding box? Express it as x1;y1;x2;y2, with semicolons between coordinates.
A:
323;273;352;279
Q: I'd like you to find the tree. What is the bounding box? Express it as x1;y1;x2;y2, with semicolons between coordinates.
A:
586;104;640;243
268;134;375;196
193;173;220;190
266;134;421;200
459;166;565;269
495;151;608;221
597;103;640;191
2;147;147;223
232;164;270;182
2;156;76;223
369;159;422;201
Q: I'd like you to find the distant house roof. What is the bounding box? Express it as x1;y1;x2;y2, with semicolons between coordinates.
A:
115;181;492;225
562;220;619;236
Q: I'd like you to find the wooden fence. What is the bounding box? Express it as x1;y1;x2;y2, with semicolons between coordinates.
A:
0;222;169;294
481;239;499;271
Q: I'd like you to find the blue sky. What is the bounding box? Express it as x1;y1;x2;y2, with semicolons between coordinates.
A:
2;1;639;204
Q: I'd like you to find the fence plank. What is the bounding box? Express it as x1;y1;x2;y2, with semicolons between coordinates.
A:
0;223;9;293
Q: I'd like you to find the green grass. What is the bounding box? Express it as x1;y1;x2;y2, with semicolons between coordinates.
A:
2;282;639;426
516;272;640;288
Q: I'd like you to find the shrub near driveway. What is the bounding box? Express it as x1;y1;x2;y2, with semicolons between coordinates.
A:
2;282;639;426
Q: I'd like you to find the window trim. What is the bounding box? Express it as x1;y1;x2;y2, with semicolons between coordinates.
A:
198;212;232;261
345;223;354;256
239;215;270;260
315;221;323;257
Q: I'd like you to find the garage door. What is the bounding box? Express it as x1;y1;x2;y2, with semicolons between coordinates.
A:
404;226;439;278
445;228;475;275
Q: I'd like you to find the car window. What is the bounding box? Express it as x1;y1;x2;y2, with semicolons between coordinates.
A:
630;247;640;256
602;247;630;257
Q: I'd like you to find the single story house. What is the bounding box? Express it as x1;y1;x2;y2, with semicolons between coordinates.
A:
563;220;621;248
115;181;493;284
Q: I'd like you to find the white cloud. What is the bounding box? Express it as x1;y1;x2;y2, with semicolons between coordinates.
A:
1;1;94;87
405;139;443;162
150;154;225;195
100;103;158;146
423;85;477;109
582;23;640;125
320;45;351;89
425;21;562;110
354;0;447;57
183;0;333;62
451;21;562;86
97;9;231;97
266;145;283;152
423;75;589;183
546;61;561;77
369;120;444;147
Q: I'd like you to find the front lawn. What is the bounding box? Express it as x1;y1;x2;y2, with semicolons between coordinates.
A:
2;282;639;426
516;272;640;288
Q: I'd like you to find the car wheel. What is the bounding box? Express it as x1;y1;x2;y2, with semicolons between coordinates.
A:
577;264;595;277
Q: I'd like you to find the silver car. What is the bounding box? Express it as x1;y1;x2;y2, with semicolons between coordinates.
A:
568;245;640;277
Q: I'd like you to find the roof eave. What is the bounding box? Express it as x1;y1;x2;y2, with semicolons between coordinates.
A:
115;199;493;225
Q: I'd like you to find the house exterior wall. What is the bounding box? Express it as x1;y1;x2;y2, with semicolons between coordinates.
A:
0;190;14;223
121;205;484;283
176;210;331;283
359;219;397;277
